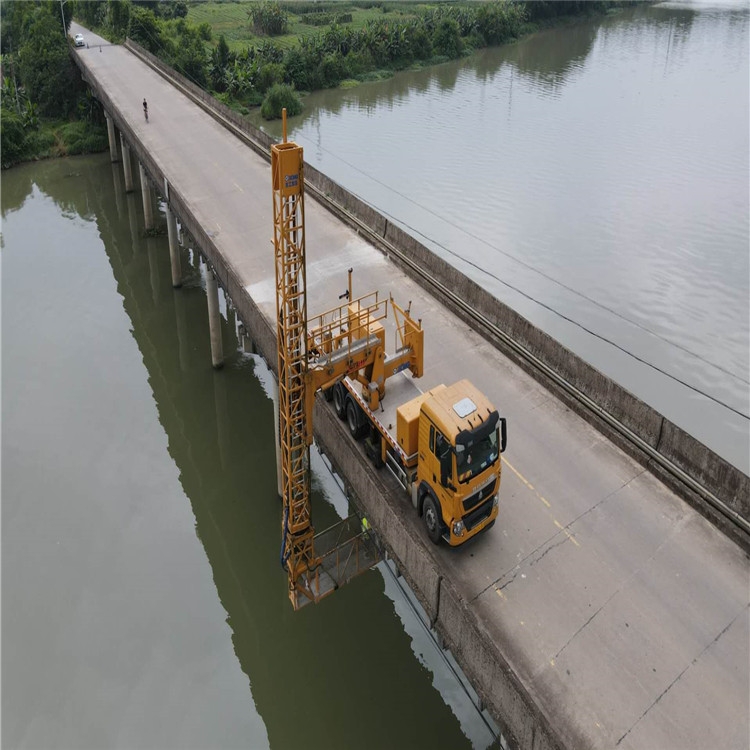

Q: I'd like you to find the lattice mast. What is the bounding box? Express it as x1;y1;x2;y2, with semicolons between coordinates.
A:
271;112;318;608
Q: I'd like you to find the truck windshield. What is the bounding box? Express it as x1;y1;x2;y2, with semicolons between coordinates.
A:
456;427;499;483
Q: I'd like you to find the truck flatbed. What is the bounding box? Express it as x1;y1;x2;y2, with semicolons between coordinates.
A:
343;372;424;464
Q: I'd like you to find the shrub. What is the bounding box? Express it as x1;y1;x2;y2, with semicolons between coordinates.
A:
57;121;107;155
318;52;350;89
1;109;27;167
257;62;284;93
432;18;462;58
284;47;320;91
25;127;55;157
476;3;526;45
260;83;302;120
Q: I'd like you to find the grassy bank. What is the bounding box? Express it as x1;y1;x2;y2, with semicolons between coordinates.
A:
186;2;426;54
1;117;108;169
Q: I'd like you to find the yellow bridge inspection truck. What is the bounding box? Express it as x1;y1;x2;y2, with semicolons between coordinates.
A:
311;276;507;546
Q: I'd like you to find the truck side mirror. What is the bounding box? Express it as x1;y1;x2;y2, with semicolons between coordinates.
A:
499;417;507;454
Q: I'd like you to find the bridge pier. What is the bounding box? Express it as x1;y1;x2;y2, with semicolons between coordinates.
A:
205;266;224;369
105;114;118;163
139;163;154;231
165;205;182;288
119;134;134;192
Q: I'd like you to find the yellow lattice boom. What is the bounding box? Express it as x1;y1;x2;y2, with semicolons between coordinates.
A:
272;121;320;608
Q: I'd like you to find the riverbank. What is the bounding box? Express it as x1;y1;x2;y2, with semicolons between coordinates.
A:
0;117;108;169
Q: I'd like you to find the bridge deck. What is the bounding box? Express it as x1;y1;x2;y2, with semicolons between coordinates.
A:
71;25;748;750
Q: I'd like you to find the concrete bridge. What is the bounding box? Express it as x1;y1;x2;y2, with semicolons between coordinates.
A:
70;24;749;750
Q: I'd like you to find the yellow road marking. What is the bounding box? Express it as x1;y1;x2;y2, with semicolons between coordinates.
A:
502;456;581;548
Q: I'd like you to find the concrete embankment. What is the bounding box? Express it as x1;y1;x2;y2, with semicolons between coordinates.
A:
116;39;749;549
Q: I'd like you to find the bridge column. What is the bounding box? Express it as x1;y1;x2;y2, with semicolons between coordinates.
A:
105;114;118;162
205;267;224;369
165;205;182;288
139;163;154;231
119;133;134;192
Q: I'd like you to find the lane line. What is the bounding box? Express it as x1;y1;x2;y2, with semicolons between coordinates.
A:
502;456;581;548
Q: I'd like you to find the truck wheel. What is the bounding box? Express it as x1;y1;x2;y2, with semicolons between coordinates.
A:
422;495;442;545
346;399;368;440
333;383;347;419
323;386;333;402
371;444;384;469
366;431;385;468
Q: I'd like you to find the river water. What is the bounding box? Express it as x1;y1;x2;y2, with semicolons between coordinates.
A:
255;0;749;473
2;156;497;749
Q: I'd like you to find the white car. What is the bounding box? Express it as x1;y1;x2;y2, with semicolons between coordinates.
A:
74;33;85;48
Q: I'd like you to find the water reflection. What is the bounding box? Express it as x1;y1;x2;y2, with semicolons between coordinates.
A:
2;156;489;749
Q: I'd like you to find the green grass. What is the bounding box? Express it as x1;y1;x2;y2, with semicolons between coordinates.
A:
187;1;422;53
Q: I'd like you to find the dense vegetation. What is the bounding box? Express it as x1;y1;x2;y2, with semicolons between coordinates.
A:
1;1;108;168
64;0;624;121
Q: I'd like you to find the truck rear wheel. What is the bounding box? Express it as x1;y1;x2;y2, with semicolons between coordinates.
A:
346;399;368;440
333;382;347;419
365;430;385;468
422;495;442;545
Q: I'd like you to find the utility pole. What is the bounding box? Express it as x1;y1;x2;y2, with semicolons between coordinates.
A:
59;0;67;36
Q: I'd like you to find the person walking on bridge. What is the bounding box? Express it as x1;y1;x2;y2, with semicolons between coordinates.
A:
143;98;148;122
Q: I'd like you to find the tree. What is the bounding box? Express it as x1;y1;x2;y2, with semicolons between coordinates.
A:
128;5;163;54
109;0;131;38
171;26;207;87
216;34;230;69
42;0;73;35
1;2;37;56
18;10;80;117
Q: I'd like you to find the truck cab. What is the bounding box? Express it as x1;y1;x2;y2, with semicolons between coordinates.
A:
412;380;506;545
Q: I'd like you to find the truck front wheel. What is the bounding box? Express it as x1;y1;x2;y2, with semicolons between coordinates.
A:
422;495;442;545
